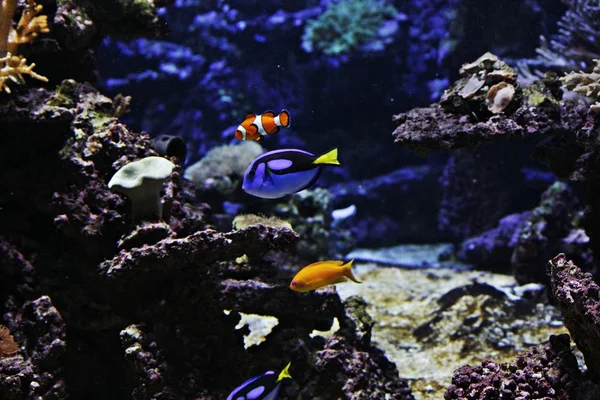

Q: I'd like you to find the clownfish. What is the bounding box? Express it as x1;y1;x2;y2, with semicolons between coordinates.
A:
289;259;361;293
242;148;340;199
227;362;292;400
235;109;291;141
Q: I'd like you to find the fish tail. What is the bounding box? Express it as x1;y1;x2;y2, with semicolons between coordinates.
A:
343;259;362;283
278;109;291;127
313;148;340;166
278;362;292;381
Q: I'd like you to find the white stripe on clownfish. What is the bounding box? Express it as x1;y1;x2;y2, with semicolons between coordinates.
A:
252;115;267;136
238;125;247;140
273;114;282;126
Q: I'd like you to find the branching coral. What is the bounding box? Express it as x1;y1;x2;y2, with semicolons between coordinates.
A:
518;0;600;80
0;0;49;93
548;0;600;69
301;0;398;56
560;59;600;111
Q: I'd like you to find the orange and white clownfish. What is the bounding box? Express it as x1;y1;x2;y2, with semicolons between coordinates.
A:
234;109;291;141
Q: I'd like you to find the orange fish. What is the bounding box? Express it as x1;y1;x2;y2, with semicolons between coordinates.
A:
289;259;361;293
235;109;291;141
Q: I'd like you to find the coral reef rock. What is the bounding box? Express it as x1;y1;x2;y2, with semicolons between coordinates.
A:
549;253;600;379
0;80;414;399
1;243;67;400
440;52;521;119
444;333;600;399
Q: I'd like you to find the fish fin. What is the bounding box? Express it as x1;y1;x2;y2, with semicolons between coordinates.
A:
234;130;243;140
244;112;256;120
305;260;344;269
333;276;348;284
263;110;275;117
247;123;258;135
279;109;291;127
228;374;262;399
312;148;340;166
343;259;362;283
262;383;283;400
277;362;292;381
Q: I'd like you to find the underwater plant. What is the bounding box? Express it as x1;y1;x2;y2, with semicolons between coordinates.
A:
0;0;49;93
301;0;399;56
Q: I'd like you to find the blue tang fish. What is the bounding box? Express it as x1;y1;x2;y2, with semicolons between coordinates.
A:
227;362;292;400
242;148;340;199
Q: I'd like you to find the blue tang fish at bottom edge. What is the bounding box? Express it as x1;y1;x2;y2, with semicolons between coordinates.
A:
242;148;340;199
227;362;292;400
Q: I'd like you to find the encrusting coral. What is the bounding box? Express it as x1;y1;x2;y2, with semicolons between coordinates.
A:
0;0;49;93
0;325;19;358
232;214;293;231
560;59;600;112
439;52;521;118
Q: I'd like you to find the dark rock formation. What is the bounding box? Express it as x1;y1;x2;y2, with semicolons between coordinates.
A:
458;212;530;272
0;243;67;400
391;55;600;271
392;90;587;159
458;181;589;283
300;296;414;400
548;254;600;380
511;182;578;284
0;78;413;399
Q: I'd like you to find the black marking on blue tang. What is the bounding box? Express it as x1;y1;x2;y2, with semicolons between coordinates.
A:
227;370;282;400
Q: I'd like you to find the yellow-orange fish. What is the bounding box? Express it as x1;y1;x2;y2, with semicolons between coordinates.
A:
289;259;361;293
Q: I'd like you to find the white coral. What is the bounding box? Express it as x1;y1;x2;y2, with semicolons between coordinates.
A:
560;59;600;111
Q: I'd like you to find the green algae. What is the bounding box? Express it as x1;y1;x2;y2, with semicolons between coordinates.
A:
523;71;563;107
47;79;79;108
342;295;375;346
302;0;398;55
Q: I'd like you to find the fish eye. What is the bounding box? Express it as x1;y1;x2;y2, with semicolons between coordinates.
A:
291;281;296;286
